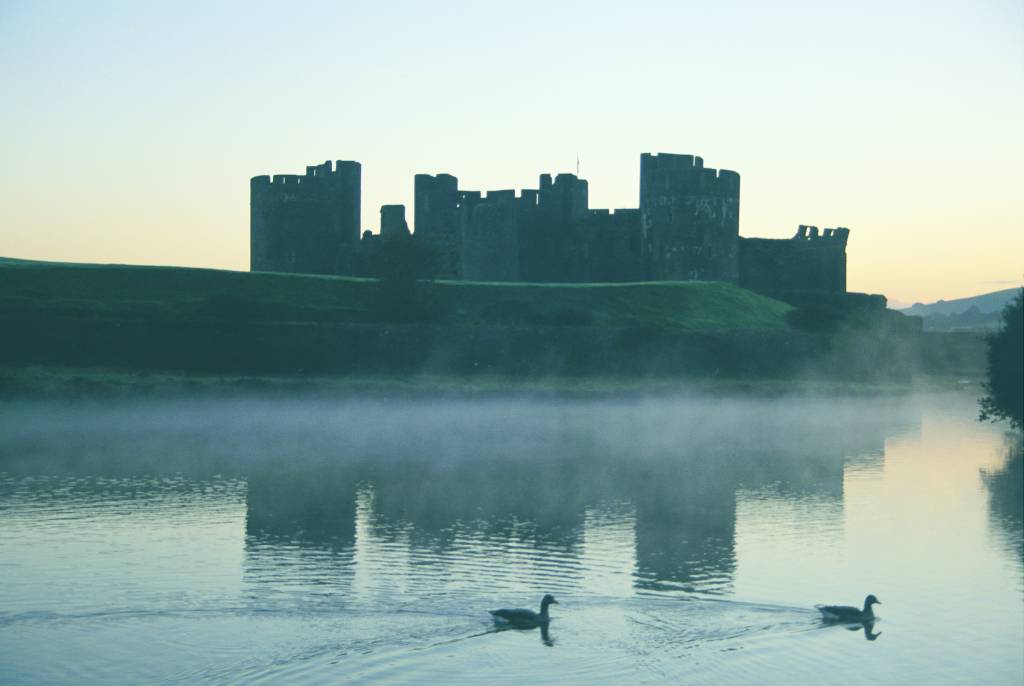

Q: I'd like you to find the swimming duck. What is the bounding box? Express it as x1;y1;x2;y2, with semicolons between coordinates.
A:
490;594;558;628
816;594;881;622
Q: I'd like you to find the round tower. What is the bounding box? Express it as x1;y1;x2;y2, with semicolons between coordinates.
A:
639;153;740;282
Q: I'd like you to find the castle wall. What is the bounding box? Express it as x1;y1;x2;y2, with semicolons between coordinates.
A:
639;153;740;282
250;160;361;275
461;191;519;281
519;173;589;282
354;230;379;277
583;209;644;282
250;154;848;293
738;225;849;294
414;174;462;278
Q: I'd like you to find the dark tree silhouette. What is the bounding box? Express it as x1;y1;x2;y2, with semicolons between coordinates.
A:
980;289;1023;429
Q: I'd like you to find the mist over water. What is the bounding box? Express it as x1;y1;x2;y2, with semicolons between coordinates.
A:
0;392;1021;684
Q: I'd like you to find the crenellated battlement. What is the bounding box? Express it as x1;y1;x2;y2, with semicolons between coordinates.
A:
483;189;517;202
640;152;740;198
641;152;705;170
793;225;850;247
740;225;850;294
251;160;361;189
305;160;334;177
414;172;458;187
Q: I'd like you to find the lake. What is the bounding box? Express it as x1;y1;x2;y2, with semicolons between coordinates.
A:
0;390;1021;684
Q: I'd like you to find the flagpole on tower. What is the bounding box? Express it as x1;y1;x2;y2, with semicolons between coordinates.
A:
576;153;580;177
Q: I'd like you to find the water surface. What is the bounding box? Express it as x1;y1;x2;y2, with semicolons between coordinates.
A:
1;391;1021;684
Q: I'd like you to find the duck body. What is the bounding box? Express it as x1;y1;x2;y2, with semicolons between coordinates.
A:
490;594;558;628
816;594;881;622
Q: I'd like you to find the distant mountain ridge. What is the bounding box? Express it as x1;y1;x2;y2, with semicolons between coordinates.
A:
900;287;1022;332
901;288;1021;316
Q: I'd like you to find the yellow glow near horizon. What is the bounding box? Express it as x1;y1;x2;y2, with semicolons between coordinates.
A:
1;1;1021;305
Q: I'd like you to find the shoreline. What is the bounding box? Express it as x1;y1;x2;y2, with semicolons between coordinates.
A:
0;364;983;401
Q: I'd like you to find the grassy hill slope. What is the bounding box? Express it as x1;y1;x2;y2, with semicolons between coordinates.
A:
1;259;930;384
0;259;793;332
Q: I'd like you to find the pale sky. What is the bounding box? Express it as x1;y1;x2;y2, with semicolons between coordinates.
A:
1;0;1021;304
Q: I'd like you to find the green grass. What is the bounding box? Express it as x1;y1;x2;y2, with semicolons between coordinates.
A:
0;258;793;332
2;259;939;388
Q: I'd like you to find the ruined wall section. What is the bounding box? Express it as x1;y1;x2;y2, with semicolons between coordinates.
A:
639;153;740;282
738;225;849;293
379;204;410;239
250;160;361;275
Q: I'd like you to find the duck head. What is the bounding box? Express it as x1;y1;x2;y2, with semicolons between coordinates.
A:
541;594;559;608
865;594;881;607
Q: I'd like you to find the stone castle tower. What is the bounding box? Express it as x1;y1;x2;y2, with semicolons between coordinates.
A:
250;160;361;275
413;173;463;279
639;153;741;282
249;153;848;295
520;174;591;283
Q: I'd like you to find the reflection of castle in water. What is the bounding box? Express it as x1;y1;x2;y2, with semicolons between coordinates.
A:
241;399;918;595
244;463;359;549
0;396;917;597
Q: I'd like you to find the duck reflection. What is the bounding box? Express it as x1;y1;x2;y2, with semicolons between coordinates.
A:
491;619;555;647
832;619;881;641
857;620;882;641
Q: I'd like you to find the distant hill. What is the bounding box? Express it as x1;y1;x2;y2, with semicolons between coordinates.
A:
0;256;49;265
902;288;1021;316
899;287;1022;332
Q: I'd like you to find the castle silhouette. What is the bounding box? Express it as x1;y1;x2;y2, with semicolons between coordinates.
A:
250;153;848;294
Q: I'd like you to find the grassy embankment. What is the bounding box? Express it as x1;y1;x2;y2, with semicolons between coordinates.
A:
0;257;970;395
0;257;790;330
